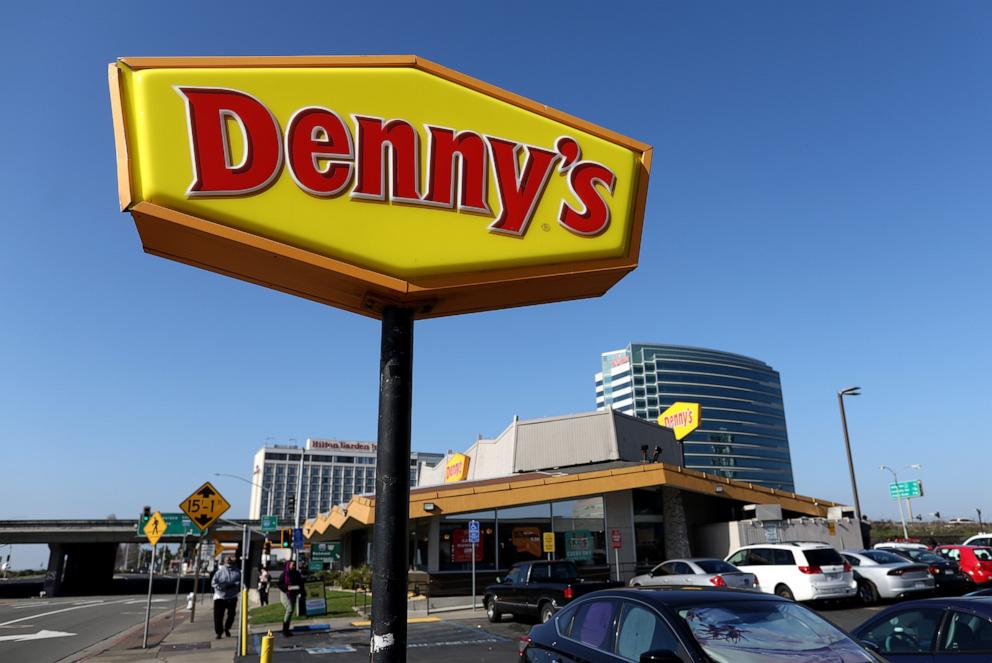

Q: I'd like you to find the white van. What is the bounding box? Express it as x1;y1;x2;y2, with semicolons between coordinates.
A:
726;542;857;601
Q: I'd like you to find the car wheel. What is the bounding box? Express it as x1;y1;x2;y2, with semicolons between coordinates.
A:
485;598;503;623
539;602;554;624
858;580;879;606
774;584;794;600
631;583;641;588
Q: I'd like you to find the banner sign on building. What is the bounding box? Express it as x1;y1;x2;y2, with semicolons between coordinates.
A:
109;56;651;319
564;530;594;561
451;528;483;563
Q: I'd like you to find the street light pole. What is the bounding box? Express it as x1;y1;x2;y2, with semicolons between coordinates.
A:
882;465;909;539
837;387;863;525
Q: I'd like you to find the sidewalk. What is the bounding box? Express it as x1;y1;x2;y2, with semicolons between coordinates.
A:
74;593;237;663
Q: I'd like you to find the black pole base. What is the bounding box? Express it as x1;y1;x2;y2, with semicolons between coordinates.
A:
371;306;414;663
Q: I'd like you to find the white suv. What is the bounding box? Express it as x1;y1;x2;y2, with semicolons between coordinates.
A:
725;542;857;601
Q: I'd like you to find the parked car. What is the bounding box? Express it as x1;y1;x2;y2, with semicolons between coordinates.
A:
851;596;992;660
885;547;969;592
628;558;759;590
841;550;935;605
965;587;992;597
483;560;623;624
875;542;931;552
963;533;992;548
949;518;976;524
935;546;992;587
520;587;885;663
725;542;857;601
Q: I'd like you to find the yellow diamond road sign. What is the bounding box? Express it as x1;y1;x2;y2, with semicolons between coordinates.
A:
658;402;701;441
180;481;231;532
144;511;167;546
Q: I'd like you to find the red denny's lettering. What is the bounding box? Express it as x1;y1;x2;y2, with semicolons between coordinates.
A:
176;86;618;237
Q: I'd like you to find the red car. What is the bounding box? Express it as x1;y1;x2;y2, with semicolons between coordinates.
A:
935;545;992;585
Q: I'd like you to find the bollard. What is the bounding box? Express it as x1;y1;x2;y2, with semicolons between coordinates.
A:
240;589;249;657
260;630;274;663
186;592;194;610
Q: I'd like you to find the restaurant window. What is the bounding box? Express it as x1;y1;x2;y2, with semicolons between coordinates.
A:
496;503;551;569
440;510;495;572
552;497;606;567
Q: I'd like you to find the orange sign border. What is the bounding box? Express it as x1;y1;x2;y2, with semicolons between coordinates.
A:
109;56;652;320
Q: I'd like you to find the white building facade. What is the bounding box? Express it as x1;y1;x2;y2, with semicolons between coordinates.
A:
248;439;443;520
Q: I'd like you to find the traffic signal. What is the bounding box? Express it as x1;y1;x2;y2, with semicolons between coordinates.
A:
280;528;292;548
264;539;272;555
141;505;151;526
287;494;296;514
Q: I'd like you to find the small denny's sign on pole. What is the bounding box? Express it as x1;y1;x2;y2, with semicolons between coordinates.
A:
108;56;651;319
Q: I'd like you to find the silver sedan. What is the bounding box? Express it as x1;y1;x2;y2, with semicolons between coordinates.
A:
842;549;935;605
628;558;758;589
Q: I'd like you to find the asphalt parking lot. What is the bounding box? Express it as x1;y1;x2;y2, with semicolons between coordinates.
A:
241;602;881;662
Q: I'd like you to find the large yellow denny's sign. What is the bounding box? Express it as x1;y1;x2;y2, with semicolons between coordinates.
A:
109;56;651;318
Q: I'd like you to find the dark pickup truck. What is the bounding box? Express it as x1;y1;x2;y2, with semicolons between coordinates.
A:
482;560;622;623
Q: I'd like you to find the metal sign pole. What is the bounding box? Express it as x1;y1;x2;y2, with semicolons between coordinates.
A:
614;546;620;582
190;532;204;623
371;306;414;663
172;531;188;627
142;544;157;648
471;541;476;612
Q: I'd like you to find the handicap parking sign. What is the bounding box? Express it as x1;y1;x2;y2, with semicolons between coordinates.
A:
468;520;480;543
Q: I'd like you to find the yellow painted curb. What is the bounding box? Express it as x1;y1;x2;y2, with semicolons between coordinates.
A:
350;616;441;627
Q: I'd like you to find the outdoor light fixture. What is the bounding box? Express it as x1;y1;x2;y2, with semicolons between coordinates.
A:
423;503;436;512
714;485;725;493
640;444;649;463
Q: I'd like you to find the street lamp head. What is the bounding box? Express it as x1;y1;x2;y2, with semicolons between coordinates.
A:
839;386;861;397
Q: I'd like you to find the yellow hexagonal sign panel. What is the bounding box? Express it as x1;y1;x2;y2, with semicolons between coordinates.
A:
109;56;652;319
658;402;701;441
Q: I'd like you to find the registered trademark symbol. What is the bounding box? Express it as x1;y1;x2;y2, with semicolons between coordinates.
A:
542;223;551;232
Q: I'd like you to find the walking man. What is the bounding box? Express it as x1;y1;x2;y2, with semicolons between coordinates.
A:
211;557;241;639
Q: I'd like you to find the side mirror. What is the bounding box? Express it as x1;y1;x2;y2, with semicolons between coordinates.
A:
495;577;502;584
859;640;881;654
639;650;683;663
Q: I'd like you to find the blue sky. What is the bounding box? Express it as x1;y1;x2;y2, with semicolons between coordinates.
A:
3;2;991;567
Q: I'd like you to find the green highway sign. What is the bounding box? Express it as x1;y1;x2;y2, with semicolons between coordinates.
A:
135;512;196;536
889;480;923;500
311;542;341;565
260;515;278;533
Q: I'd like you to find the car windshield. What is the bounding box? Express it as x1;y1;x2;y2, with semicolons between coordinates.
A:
696;560;738;574
803;549;844;567
861;551;906;564
906;550;943;563
678;601;874;663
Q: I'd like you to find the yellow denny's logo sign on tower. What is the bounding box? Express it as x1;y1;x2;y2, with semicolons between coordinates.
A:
658;402;701;441
109;56;651;318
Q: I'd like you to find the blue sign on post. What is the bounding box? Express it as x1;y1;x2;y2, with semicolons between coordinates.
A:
468;520;480;544
293;527;304;550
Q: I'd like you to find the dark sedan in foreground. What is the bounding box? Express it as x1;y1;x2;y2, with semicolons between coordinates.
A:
851;596;992;661
519;587;884;663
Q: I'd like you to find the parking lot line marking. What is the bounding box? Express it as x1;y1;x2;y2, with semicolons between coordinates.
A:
349;616;440;627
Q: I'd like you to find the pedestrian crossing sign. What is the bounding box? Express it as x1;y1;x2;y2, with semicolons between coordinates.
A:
144;511;166;546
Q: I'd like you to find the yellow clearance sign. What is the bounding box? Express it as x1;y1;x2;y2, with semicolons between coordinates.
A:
109;56;651;319
444;453;470;483
658;402;701;441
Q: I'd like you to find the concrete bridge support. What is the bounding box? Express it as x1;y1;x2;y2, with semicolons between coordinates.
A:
44;542;118;597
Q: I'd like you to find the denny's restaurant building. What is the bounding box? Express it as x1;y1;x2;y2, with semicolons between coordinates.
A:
304;410;859;594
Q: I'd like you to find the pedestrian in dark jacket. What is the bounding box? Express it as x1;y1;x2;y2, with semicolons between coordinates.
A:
279;560;304;636
211;557;241;639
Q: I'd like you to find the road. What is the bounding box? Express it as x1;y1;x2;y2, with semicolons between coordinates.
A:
0;594;178;662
